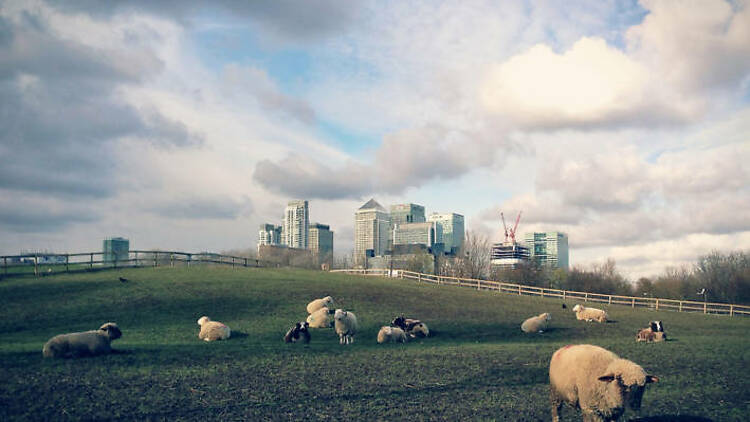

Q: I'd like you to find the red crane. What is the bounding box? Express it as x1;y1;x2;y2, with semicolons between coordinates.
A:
501;210;522;244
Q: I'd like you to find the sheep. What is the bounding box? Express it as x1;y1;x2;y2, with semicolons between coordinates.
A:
549;344;659;422
377;326;408;343
306;296;335;314
284;321;311;344
649;321;664;333
636;329;666;343
333;309;358;345
391;315;430;338
197;316;231;341
572;304;608;323
42;322;122;358
306;307;334;328
521;312;551;333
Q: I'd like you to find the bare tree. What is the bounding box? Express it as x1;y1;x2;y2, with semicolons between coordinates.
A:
453;230;491;279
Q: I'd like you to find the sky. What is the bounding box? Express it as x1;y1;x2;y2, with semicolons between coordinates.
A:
0;0;748;279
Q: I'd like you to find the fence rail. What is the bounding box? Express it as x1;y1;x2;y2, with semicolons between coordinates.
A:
330;269;750;317
0;250;272;277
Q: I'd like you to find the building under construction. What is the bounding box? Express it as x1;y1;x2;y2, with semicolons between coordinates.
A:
489;211;531;269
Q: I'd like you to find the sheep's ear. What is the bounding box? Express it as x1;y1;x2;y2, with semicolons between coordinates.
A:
646;375;659;384
598;374;616;383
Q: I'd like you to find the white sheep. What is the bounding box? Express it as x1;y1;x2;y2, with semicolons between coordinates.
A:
377;326;407;344
333;309;358;345
550;344;659;422
197;316;231;341
42;322;122;358
306;307;334;328
521;312;551;333
572;304;608;323
636;329;666;343
306;296;335;314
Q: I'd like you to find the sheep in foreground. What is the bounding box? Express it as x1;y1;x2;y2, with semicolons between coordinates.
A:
284;321;311;344
377;326;407;343
391;315;430;338
306;296;335;314
334;309;358;345
572;304;608;323
306;307;334;328
42;322;122;358
197;316;231;341
521;312;551;333
636;329;666;343
549;344;659;422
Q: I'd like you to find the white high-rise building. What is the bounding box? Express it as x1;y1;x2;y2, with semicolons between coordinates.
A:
354;199;390;266
258;224;282;248
427;213;465;255
283;200;309;249
522;232;569;269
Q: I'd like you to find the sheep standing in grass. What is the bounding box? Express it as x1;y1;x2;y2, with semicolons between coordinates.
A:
521;312;551;333
306;307;334;328
549;344;659;422
377;326;407;344
572;304;608;323
42;322;122;358
391;316;430;338
197;316;231;341
333;309;358;345
306;296;335;314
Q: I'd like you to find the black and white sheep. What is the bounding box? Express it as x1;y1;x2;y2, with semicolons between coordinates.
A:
197;316;231;341
284;321;311;344
333;309;358;345
549;344;659;422
636;321;666;343
42;322;122;358
391;315;429;338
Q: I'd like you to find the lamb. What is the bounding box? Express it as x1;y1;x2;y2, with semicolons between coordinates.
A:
572;304;608;323
197;316;231;341
377;326;408;343
636;329;666;343
284;321;311;344
391;315;430;338
306;307;334;328
42;322;122;358
306;296;335;314
549;344;659;422
333;309;358;345
521;312;551;333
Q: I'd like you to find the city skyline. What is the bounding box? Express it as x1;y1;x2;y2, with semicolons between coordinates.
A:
0;1;748;279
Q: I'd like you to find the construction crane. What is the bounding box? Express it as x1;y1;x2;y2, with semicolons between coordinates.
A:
500;210;522;244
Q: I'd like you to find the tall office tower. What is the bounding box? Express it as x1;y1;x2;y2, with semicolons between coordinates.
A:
522;232;569;269
354;199;391;266
258;224;282;247
309;223;334;264
390;203;426;225
427;213;465;254
393;222;441;247
283;200;309;249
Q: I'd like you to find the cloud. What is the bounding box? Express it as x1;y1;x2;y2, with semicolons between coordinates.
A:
0;191;99;233
147;196;253;220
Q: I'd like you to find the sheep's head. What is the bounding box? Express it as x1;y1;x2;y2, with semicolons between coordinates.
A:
197;316;211;326
298;321;309;332
540;313;551;321
572;304;582;312
334;309;347;321
597;359;659;411
99;322;122;340
323;296;335;307
391;316;406;329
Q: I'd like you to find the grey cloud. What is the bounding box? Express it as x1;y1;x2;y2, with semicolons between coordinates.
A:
147;197;253;220
0;193;100;233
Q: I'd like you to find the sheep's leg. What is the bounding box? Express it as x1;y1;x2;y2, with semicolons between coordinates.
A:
550;388;563;422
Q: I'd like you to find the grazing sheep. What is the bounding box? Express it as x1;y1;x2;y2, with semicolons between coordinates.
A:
521;312;551;333
636;329;666;343
377;326;408;343
334;309;358;345
284;321;311;344
306;307;334;328
572;304;608;323
306;296;335;314
549;344;659;422
391;315;430;338
197;316;231;341
42;322;122;358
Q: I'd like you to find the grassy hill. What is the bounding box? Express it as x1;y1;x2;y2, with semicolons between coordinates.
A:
0;267;748;421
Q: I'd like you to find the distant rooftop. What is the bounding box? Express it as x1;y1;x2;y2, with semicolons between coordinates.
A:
358;198;386;212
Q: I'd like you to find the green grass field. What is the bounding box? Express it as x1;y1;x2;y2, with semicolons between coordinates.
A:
1;267;748;421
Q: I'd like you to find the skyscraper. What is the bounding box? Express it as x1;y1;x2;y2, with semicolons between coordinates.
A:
283;200;309;249
309;223;334;264
390;203;426;225
427;213;465;254
522;232;569;269
354;199;390;266
258;224;282;248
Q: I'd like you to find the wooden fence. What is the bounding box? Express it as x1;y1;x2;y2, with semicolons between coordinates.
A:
0;250;272;278
331;269;750;317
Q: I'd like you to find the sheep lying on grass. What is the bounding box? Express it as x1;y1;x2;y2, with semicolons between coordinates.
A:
636;329;666;343
572;304;608;323
550;344;658;422
391;315;430;338
334;309;358;345
197;316;231;341
306;296;334;314
42;322;122;358
377;326;407;343
284;321;311;344
306;307;334;328
521;312;551;333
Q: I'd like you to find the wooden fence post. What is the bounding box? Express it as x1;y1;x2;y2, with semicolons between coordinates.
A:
418;273;421;283
632;298;635;308
477;279;481;291
65;254;69;273
518;285;522;295
154;252;158;267
170;253;174;267
34;254;38;276
704;302;707;314
730;305;734;317
562;290;566;301
608;295;612;305
584;292;588;302
3;256;6;275
655;299;659;311
244;258;248;267
90;253;94;270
